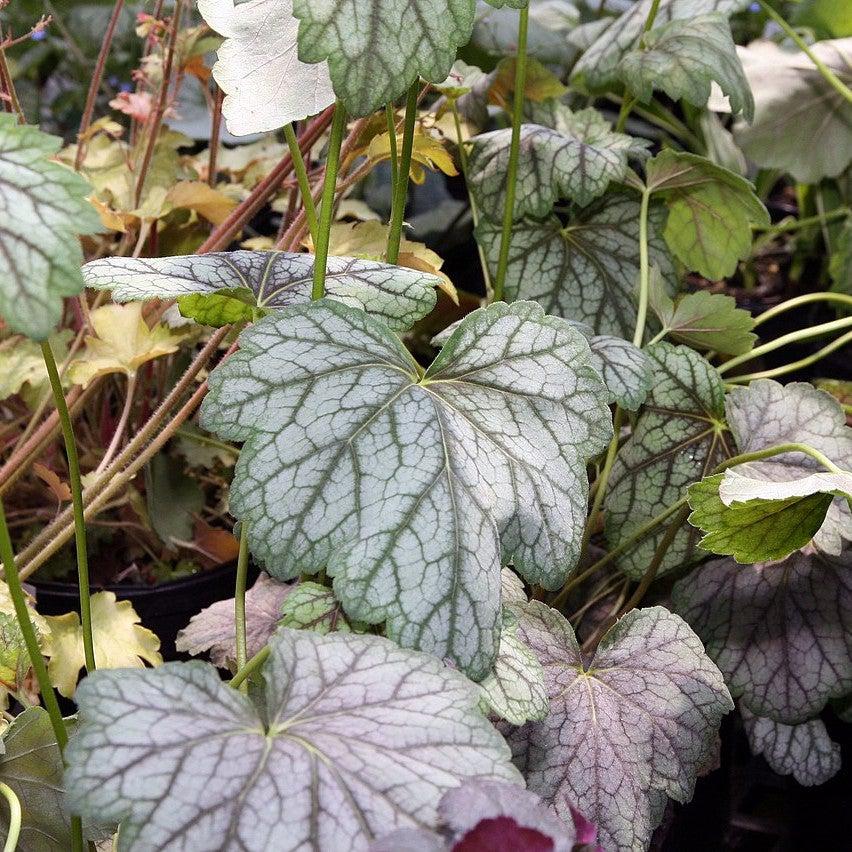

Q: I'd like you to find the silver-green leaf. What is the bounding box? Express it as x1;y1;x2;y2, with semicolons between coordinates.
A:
82;251;442;331
65;630;521;850
604;342;732;579
476;194;678;338
468;118;649;219
200;300;611;677
618;13;753;120
571;0;751;91
506;604;733;852
0;115;102;340
672;549;852;723
291;0;476;116
741;707;841;787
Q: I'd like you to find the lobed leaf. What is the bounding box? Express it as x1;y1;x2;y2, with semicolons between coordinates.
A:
672;549;852;723
645;151;769;279
571;0;751;91
468;118;649;219
741;707;841;786
649;281;756;356
65;630;521;850
506;603;733;852
291;0;477;116
198;0;335;136
0;114;102;340
618;13;753;120
729;38;852;183
604;342;732;579
200;300;611;677
82;251;443;331
476;194;678;338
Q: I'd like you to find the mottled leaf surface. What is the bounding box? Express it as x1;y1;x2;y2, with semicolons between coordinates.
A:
82;251;441;331
292;0;476;115
65;630;520;851
646;150;769;279
687;473;834;563
725;380;852;555
468;118;649;218
571;0;750;90
198;0;335;135
0;115;101;339
741;707;841;786
279;581;365;634
479;606;549;725
649;285;755;356
605;342;732;579
175;572;291;667
588;335;653;411
672;550;852;723
618;13;753;119
506;604;732;852
731;38;852;183
200;300;610;677
476;194;678;338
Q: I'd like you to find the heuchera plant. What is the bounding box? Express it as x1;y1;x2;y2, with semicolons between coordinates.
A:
0;0;850;850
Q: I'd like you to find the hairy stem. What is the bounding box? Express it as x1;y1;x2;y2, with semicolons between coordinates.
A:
719;315;852;374
633;188;653;347
312;102;348;300
40;342;95;673
386;82;419;263
234;522;250;691
229;645;270;690
283;123;318;243
715;442;845;475
492;5;529;302
0;782;21;852
752;206;849;234
752;291;852;327
208;86;224;188
385;103;399;191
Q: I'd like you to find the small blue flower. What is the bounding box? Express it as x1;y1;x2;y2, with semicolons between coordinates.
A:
30;29;47;41
108;75;120;87
119;82;133;93
749;2;760;11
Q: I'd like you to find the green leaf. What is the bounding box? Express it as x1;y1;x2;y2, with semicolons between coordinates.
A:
0;331;72;408
506;604;733;851
645;150;769;279
0;709;89;851
731;38;852;184
279;581;366;634
144;453;204;547
291;0;476;116
649;284;756;356
476;194;678;338
741;707;841;787
65;630;521;849
687;472;834;563
82;251;443;332
724;380;852;555
618;13;753;120
177;287;259;327
604;342;732;580
587;334;653;411
468;117;649;219
0;114;102;340
197;0;335;136
672;548;852;723
570;0;751;91
200;300;611;677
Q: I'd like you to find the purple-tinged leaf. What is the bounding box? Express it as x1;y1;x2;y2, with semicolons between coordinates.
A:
672;549;852;723
65;630;520;850
506;603;732;851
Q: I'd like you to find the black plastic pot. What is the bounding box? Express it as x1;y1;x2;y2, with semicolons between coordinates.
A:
32;561;258;661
